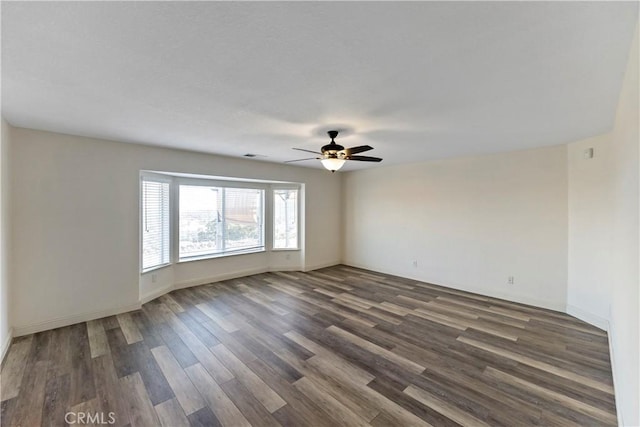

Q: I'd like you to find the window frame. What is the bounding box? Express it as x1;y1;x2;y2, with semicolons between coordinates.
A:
272;186;301;251
140;173;173;273
140;173;302;274
176;178;267;262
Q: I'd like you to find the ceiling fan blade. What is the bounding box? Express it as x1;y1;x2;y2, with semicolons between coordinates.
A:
285;157;318;163
292;147;322;155
343;145;374;155
346;155;383;162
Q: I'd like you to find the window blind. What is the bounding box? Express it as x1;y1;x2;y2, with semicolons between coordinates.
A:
142;179;170;270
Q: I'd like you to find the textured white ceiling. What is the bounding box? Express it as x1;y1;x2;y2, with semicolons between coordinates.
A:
2;2;637;171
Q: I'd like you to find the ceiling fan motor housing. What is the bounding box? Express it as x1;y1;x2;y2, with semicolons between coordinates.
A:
322;130;344;156
321;143;345;155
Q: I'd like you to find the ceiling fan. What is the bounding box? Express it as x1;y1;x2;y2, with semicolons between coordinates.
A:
286;130;382;172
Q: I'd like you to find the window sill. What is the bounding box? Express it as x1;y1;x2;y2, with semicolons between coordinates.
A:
271;248;301;252
178;247;266;263
141;262;172;274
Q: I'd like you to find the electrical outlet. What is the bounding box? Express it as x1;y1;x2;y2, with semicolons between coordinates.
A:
508;276;514;285
285;253;291;260
412;260;418;268
151;273;157;283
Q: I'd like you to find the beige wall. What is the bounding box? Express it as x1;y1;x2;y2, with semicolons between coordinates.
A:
0;118;12;359
607;24;639;426
567;132;614;327
9;127;342;335
343;144;569;311
568;25;638;426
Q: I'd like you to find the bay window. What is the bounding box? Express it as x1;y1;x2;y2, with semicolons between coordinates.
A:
140;172;299;273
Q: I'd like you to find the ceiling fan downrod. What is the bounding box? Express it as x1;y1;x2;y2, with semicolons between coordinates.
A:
322;130;344;153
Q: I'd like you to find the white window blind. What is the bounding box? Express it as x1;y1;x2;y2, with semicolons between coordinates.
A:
142;179;170;271
179;184;264;259
273;188;299;249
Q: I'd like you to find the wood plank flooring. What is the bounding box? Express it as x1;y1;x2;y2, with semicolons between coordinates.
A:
0;265;616;426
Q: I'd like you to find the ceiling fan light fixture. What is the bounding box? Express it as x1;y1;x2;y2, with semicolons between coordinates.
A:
288;129;381;170
321;158;346;172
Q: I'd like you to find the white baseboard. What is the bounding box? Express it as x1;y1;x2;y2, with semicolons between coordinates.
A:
343;261;566;312
268;265;303;272
141;265;316;305
606;319;624;427
174;267;269;290
565;304;623;425
140;284;173;305
565;304;608;331
1;327;13;365
479;290;566;312
13;302;142;337
303;260;341;272
139;258;341;306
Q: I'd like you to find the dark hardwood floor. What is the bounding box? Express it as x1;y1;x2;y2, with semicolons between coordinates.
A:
1;265;616;426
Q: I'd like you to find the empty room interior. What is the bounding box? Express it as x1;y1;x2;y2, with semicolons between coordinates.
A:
1;2;639;427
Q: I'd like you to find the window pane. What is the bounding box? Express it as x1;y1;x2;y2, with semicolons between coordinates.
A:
179;185;264;259
225;188;263;251
273;189;298;249
179;185;222;258
142;180;170;270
